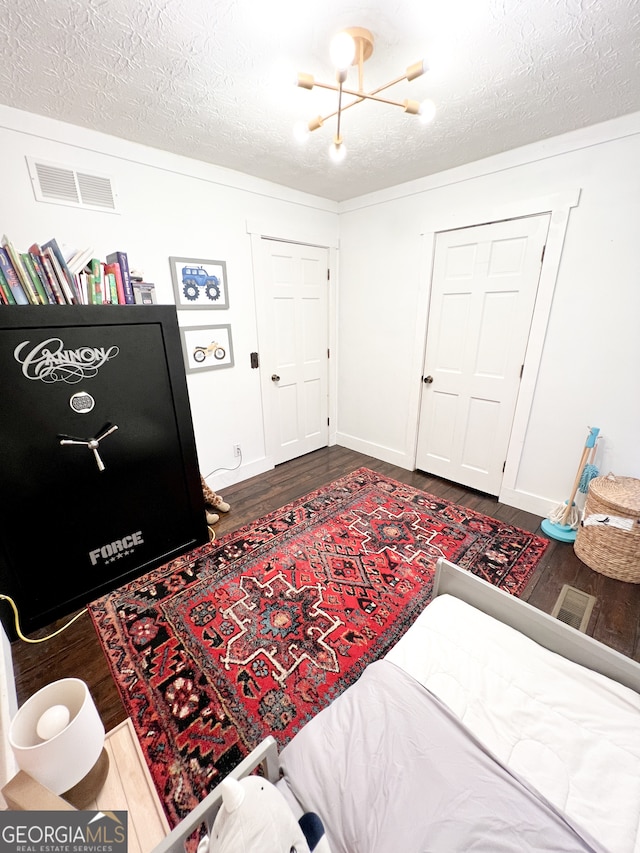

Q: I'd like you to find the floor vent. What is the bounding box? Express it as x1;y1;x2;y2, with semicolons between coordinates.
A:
26;157;118;213
551;585;596;633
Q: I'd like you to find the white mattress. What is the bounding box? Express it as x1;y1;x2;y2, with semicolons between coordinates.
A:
385;594;640;853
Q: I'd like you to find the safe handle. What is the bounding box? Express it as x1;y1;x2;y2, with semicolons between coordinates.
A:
59;423;118;472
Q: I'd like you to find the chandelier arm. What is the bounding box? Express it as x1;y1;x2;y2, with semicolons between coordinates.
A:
313;94;365;128
312;80;348;94
312;80;409;109
312;72;412;97
311;91;413;129
335;80;344;143
368;74;408;95
348;91;407;108
357;34;365;91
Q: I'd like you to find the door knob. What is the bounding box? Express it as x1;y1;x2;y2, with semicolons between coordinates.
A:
423;375;434;384
271;374;281;382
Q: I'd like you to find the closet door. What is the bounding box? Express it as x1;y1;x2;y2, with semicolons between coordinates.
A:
255;238;330;465
0;306;207;634
416;215;549;495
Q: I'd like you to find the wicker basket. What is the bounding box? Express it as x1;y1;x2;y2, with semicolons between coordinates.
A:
574;475;640;582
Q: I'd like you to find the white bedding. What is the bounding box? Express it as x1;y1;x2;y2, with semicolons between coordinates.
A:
279;659;605;852
385;594;640;853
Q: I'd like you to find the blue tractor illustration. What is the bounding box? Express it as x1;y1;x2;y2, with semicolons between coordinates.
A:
181;265;221;302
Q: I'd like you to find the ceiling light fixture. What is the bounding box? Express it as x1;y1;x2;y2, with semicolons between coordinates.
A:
295;27;435;162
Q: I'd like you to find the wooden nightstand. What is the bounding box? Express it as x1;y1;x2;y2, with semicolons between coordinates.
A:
2;719;170;853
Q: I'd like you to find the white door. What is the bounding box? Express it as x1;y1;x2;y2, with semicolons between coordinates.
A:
259;239;329;465
416;214;550;495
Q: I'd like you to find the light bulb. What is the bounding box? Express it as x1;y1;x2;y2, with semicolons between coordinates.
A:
330;31;356;71
419;99;437;124
329;139;346;163
293;121;310;143
36;704;70;741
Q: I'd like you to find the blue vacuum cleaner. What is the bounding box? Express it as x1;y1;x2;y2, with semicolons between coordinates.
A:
541;426;600;543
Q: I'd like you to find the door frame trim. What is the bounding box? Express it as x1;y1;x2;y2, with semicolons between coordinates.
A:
248;228;337;469
410;188;581;514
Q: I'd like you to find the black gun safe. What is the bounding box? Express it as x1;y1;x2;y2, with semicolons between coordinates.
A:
0;305;209;636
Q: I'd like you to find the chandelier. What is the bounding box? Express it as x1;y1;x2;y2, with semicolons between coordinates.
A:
295;27;436;163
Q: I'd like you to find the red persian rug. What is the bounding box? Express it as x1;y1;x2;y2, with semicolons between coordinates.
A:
89;467;547;828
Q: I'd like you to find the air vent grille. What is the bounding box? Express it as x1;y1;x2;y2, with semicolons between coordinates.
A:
26;157;118;213
551;585;596;633
35;163;80;203
76;172;116;209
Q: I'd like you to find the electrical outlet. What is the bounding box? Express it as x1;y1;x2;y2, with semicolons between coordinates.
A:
233;444;241;458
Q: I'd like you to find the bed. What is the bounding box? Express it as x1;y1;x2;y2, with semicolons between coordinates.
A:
153;558;640;853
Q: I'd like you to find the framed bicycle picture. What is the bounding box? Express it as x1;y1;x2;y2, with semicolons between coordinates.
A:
179;324;234;374
169;257;229;309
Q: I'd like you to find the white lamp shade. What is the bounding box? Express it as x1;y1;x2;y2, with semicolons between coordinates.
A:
9;678;104;795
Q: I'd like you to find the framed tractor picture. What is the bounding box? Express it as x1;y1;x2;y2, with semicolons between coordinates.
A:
179;324;234;373
169;256;229;309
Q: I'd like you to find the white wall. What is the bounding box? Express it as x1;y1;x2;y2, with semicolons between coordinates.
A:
336;112;640;516
1;105;639;519
0;106;339;492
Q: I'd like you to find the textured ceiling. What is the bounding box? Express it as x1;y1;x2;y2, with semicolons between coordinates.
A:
1;0;639;202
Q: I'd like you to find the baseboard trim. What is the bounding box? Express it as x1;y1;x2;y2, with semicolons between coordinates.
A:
335;433;412;470
207;442;556;522
207;457;273;493
497;486;556;519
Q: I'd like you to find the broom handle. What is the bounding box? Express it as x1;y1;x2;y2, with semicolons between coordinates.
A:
561;445;591;526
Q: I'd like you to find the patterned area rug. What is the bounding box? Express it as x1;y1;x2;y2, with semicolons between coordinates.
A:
89;467;547;828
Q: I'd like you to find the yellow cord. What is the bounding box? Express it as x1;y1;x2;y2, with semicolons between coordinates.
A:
0;594;87;643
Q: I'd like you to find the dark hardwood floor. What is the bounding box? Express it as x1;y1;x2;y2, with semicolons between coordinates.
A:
10;446;640;733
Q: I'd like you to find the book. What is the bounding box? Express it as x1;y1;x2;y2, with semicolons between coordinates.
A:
21;253;50;305
28;244;65;304
132;282;157;305
1;236;40;304
0;266;15;304
0;247;28;304
43;254;66;303
104;262;125;304
76;271;90;305
66;246;95;276
44;246;75;304
105;272;118;304
84;273;94;305
106;251;134;304
89;258;103;305
42;237;80;303
29;252;57;304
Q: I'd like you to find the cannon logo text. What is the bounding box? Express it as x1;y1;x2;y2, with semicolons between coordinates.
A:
14;337;119;384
